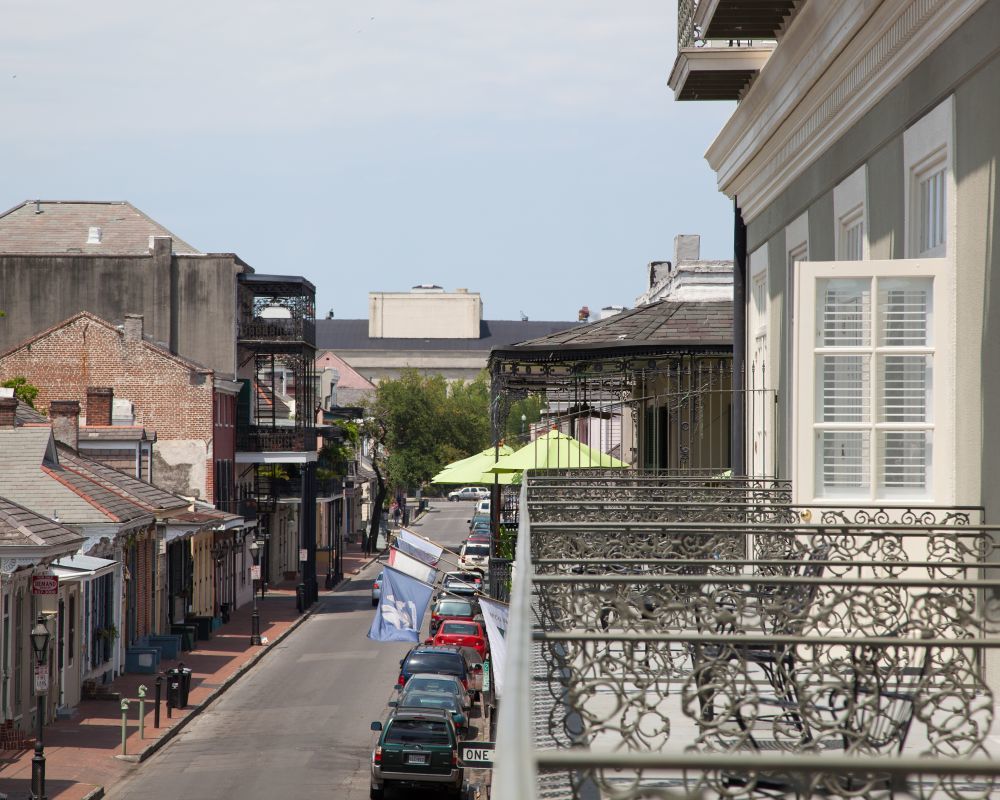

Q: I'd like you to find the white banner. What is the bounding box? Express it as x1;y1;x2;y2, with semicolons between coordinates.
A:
396;529;444;566
388;547;438;585
478;598;508;699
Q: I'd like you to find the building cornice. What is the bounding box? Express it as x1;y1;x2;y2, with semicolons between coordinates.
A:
705;0;984;222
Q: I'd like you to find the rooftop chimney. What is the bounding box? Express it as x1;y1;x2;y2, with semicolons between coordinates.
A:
674;234;701;263
86;387;113;426
0;397;17;428
123;314;144;343
578;305;591;323
50;400;80;449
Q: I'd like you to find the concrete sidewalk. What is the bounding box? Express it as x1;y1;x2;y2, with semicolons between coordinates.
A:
0;540;384;800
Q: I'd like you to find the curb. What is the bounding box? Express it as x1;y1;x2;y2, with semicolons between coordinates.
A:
81;787;105;800
131;596;321;764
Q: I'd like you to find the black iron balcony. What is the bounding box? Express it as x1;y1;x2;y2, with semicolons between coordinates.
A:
236;425;317;453
237;316;316;346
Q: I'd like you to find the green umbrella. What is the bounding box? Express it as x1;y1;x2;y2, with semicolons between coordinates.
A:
432;445;516;485
489;430;628;473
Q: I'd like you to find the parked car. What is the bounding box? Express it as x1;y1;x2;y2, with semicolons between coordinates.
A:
430;597;476;636
440;571;483;597
397;645;481;704
370;707;463;799
467;511;490;531
447;486;489;502
428;620;488;660
371;570;383;607
474;498;490;515
459;541;490;573
400;672;472;712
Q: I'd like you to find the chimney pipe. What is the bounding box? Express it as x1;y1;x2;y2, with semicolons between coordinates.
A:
0;397;17;428
86;387;113;426
50;400;81;450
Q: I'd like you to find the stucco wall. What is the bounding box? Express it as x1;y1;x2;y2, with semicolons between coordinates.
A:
0;250;240;378
369;291;482;339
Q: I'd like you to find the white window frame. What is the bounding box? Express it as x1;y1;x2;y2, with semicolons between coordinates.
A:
793;258;954;505
784;212;809;393
834;166;868;262
904;96;954;258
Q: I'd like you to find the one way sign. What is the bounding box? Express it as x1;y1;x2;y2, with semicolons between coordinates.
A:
458;741;495;769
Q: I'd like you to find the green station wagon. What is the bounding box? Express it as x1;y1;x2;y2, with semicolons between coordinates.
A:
370;707;464;799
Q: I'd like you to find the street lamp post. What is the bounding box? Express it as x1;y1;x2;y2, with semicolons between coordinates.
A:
249;537;262;646
30;615;51;800
521;413;527;438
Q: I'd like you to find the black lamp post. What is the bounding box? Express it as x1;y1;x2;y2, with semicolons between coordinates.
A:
30;615;50;800
249;537;262;646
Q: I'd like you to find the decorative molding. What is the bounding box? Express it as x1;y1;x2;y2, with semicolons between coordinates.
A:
707;0;984;223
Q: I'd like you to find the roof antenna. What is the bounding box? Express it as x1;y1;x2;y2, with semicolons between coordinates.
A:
520;310;528;321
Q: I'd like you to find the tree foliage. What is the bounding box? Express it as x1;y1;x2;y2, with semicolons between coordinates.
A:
367;369;491;493
317;420;361;480
2;376;39;408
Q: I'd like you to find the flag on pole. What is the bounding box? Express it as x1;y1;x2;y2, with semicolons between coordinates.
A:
396;529;444;567
388;547;438;585
478;597;509;698
367;566;435;643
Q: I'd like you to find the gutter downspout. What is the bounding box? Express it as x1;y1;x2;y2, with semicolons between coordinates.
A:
733;198;747;477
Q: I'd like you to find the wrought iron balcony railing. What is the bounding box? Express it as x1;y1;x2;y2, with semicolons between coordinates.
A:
493;470;1000;800
237;316;316;346
236;425;317;453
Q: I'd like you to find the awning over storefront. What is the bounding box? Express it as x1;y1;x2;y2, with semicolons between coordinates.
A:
52;554;117;581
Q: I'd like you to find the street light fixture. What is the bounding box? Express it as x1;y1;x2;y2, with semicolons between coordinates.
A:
248;537;262;646
30;615;50;800
521;413;527;438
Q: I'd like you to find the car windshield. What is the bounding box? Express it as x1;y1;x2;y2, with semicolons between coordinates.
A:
436;601;472;616
463;545;489;557
406;653;465;676
441;623;479;636
385;719;450;746
407;677;461;695
401;692;458;711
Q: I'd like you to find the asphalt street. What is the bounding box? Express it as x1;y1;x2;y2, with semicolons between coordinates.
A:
105;499;478;800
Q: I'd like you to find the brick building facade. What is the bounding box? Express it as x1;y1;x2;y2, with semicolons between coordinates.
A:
0;310;237;503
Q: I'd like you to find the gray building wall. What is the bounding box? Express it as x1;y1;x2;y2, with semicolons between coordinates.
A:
0;243;241;379
741;1;1000;514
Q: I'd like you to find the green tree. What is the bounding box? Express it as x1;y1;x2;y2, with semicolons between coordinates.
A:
504;393;545;443
317;420;361;480
1;376;39;408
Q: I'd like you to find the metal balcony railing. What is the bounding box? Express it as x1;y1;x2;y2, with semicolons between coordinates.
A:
236;425;317;453
677;0;775;49
493;470;1000;800
237;316;316;345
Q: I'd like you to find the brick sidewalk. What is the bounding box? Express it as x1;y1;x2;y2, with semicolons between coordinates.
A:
0;539;384;800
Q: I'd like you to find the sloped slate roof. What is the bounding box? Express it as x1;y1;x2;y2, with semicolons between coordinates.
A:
56;445;186;513
15;403;48;425
500;300;733;352
0;200;200;255
316;319;579;352
0;495;85;551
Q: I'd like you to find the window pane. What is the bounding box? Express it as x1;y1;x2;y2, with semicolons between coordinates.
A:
880;282;930;346
918;167;946;254
880;355;928;422
821;280;870;346
881;431;928;490
822;430;870;490
821;355;869;422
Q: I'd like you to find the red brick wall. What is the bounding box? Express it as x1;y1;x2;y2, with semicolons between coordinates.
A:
0;314;215;496
213;391;236;509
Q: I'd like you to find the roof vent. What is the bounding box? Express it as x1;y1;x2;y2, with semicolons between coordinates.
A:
87;226;102;244
34;200;42;214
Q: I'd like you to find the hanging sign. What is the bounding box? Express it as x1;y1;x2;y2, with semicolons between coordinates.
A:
32;573;59;596
299;549;308;562
250;565;262;580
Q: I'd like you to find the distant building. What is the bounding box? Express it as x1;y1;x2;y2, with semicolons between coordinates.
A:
318;286;577;383
635;234;733;306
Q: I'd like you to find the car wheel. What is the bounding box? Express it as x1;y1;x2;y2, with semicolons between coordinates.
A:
450;496;457;502
369;781;384;799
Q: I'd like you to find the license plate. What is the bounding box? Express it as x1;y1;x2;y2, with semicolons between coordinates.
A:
407;754;428;765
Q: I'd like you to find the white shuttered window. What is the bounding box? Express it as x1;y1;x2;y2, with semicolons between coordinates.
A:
796;260;951;503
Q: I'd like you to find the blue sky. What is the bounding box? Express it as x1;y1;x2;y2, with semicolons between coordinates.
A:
1;1;735;322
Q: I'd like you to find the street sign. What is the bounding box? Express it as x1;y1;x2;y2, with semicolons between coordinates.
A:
31;573;58;595
250;565;262;580
299;548;308;562
458;741;495;769
34;665;49;695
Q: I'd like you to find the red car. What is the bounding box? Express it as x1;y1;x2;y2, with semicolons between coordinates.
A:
429;598;476;636
428;620;488;660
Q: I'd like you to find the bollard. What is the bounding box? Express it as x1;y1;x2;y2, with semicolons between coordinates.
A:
154;676;162;728
138;685;147;740
120;699;130;755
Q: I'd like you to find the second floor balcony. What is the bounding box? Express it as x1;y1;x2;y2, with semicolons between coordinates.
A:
493;469;1000;799
236;424;317;454
669;0;787;101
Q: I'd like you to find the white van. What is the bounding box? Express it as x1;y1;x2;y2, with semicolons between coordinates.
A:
475;498;490;516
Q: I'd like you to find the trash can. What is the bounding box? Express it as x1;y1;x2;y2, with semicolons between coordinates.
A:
165;668;182;709
176;664;193;708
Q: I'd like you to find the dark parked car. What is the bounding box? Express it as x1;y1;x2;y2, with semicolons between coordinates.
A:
370;707;463;799
397;645;481;699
